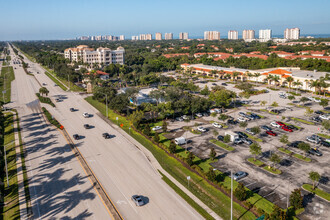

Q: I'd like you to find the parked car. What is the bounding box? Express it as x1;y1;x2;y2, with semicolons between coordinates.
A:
281;126;293;132
212;122;222;128
315;110;324;115
320;140;330;147
197;126;207;132
234;131;248;139
266;130;277;136
288;141;304;148
276;121;286;127
261;125;272;131
314;99;321;103
233;138;243;145
311;116;322;122
152;126;162;131
250;113;261;119
286;125;298;130
217;135;224;141
227;119;238;125
306;136;320;144
320;114;330;120
309;148;322;156
83;124;90;129
176;117;184;121
131;195;144;206
242;138;253;145
55;98;61;102
73;134;80;140
245;115;254;120
237;117;247;122
221;83;227;86
196;113;203;118
270;122;281;128
203;113;209;117
102;133;111;139
238;112;246;117
83;112;90;118
232;171;248;180
42;83;47;86
245;128;255;135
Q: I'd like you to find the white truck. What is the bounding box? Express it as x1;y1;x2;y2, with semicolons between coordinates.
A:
175;137;187;145
225;131;239;142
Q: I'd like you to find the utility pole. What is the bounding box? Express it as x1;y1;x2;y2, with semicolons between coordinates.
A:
231;170;233;220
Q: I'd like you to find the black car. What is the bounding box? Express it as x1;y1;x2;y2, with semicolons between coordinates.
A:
288;141;304;148
102;133;111;139
73;134;80;140
250;113;261;119
221;83;227;86
242;138;253;145
315;110;323;115
234;131;248;139
227;119;238;125
70;108;75;112
217;135;224;141
309;148;322;156
261;125;272;131
311;116;322;122
286;125;298;130
320;140;330;147
84;124;90;129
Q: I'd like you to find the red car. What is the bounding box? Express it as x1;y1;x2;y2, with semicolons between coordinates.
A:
266;130;277;136
281;126;293;132
276;121;286;127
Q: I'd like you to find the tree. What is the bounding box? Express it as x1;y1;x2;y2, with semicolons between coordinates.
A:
153;132;160;143
270;153;281;170
289;189;303;210
234;183;247;201
309;171;321;190
271;101;279;107
206;167;216;182
233;72;240;83
273;75;280;90
288;95;295;100
251;126;261;134
128;110;144;129
250;143;262;161
285;76;294;92
239;121;248;128
269;205;287;220
304;107;313;116
293;80;302;93
260;100;267;106
300;97;309;105
254;73;261;85
209;89;236;108
169;141;176;154
298;142;311;158
322;120;330;130
186;152;195;166
39;87;49;96
143;124;151;136
223;134;230;143
280;134;289;145
218;114;228;121
320;99;329;109
162;120;168;132
209;147;216;160
200;85;210;96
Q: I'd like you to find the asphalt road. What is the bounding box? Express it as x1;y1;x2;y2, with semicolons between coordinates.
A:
7;46;111;219
14;46;203;220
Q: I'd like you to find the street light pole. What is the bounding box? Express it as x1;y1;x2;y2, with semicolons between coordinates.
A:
231;170;233;220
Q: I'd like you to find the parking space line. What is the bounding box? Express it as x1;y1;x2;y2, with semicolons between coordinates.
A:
245;181;257;187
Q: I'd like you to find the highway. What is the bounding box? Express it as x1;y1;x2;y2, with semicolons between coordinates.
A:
7;46;111;219
12;45;204;220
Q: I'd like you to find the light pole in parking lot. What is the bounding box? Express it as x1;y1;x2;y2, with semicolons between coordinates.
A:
230;170;233;220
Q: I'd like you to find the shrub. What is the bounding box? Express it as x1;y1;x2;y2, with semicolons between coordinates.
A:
223;134;230;143
218;114;229;121
153;132;160;143
290;189;303;210
143;124;151;136
234;183;247;201
186;152;195;166
168;141;176;154
239;121;248;128
206;167;217;182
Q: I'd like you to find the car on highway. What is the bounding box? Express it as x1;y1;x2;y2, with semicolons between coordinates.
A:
281;126;293;132
232;171;248;180
212;122;222;128
261;125;272;131
102;133;111;139
306;136;320;144
42;82;47;86
270;122;281;128
309;148;322;156
131;195;145;206
237;117;247;122
83;112;90;118
288;141;304;148
245;128;255;135
266;130;277;136
217;135;224;141
73;134;80;140
152;126;162;131
83;124;90;129
70;108;75;112
197;126;207;132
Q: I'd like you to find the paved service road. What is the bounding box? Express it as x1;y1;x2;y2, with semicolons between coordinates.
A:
8;46;111;219
14;46;203;220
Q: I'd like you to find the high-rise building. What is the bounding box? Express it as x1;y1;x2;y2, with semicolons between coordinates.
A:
228;30;238;40
284;28;300;40
179;32;189;40
155;32;162;40
165;33;173;40
242;30;255;40
146;34;152;40
132;36;138;40
119;35;125;41
259;29;272;40
204;31;220;40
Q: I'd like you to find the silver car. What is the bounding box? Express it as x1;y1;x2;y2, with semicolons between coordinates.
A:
131;195;145;206
232;171;248;180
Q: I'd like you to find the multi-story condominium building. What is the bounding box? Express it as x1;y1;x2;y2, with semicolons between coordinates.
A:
204;31;220;40
119;35;125;41
139;34;152;40
155;32;162;40
284;28;300;40
64;45;125;65
228;30;238;40
242;30;255;40
131;36;138;40
179;32;189;40
259;29;272;41
165;33;173;40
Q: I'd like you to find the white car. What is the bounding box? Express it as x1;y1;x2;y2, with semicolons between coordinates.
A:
307;97;316;101
320;114;330;120
210;109;216;113
197;126;207;132
237;117;246;122
326;139;330;143
212;122;222;128
83;112;90;118
152;126;162;131
196;113;203;118
270;121;281;128
314;99;321;103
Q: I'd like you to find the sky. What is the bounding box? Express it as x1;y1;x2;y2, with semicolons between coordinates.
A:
1;0;330;40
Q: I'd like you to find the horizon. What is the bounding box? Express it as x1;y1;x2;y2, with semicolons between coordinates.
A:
1;0;330;41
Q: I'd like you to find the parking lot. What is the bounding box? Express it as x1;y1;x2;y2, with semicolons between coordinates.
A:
162;81;329;219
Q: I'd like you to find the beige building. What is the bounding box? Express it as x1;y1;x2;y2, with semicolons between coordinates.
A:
179;32;189;40
228;30;238;40
284;28;300;40
155;32;162;40
165;33;173;40
204;31;220;40
64;45;125;65
242;30;255;41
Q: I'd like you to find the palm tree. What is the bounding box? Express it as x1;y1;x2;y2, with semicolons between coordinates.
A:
219;70;226;79
310;80;321;95
319;77;329;97
293;80;303;94
224;73;231;80
233;72;240;83
39;87;49;96
247;72;253;82
285;76;294;92
210;69;218;78
273;75;280;90
266;75;273;86
254;73;261;85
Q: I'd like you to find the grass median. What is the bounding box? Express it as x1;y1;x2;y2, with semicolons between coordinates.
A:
44;71;68;91
278;147;311;162
291;117;315;125
317;133;330;139
0;66;15;103
36;93;55;107
302;184;330;201
210;139;235;151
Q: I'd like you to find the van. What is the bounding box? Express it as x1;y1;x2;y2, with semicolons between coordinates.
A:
175;137;187;145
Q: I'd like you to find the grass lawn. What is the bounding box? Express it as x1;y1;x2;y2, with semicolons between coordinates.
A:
247;158;264;167
44;71;68;91
291;117;315;125
85;96;257;220
210;139;235;151
1;113;20;219
317;133;330;139
302;184;330;201
244;132;263;142
278;148;311;162
263;166;282;175
0;66;15;103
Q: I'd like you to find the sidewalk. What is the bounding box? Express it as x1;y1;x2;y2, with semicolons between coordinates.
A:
97;113;222;220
